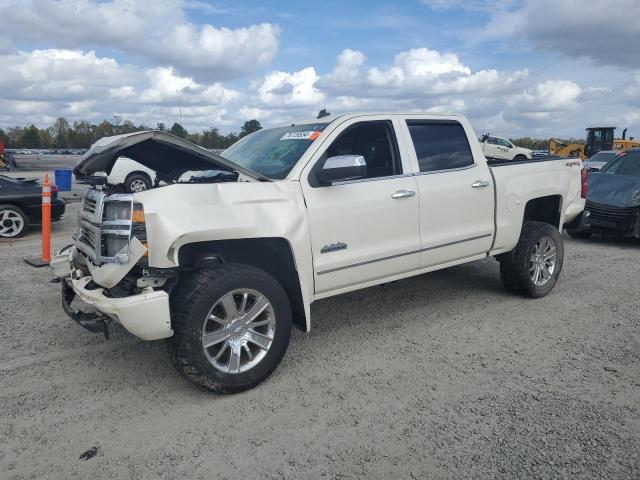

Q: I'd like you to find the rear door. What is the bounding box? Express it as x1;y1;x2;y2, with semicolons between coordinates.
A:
399;117;495;267
301;116;421;295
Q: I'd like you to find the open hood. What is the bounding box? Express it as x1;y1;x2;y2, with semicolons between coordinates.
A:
73;130;268;181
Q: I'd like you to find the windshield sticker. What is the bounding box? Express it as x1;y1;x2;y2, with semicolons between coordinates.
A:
280;131;321;141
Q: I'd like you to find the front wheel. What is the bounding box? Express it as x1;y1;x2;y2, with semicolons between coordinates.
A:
499;221;564;298
169;264;292;393
513;154;528;162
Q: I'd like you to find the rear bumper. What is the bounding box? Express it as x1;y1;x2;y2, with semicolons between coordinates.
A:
53;250;173;340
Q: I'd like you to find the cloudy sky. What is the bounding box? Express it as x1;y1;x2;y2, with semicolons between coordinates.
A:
1;0;639;137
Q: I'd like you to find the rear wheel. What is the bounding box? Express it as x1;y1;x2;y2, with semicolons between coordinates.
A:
499;221;564;298
124;172;152;193
169;264;292;393
0;205;29;238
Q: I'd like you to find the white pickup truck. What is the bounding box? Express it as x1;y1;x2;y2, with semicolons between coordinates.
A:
480;134;533;161
52;112;587;393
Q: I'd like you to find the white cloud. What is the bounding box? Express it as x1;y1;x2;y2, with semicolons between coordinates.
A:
257;67;324;107
0;0;279;81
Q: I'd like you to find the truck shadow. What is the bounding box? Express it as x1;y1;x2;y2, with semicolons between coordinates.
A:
306;257;506;337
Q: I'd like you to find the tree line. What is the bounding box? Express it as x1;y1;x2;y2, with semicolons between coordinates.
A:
0;116;585;151
0;117;263;150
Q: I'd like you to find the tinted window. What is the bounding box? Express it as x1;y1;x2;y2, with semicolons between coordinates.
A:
600;151;640;177
323;121;401;179
498;138;512;148
407;121;474;172
487;137;498;145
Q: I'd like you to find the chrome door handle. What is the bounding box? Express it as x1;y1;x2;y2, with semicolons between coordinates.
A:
471;180;490;188
391;190;416;199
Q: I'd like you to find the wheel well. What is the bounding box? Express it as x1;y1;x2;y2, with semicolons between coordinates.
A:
523;195;562;229
178;238;306;331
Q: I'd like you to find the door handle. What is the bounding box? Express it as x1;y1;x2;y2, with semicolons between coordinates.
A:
391;190;416;199
471;180;490;188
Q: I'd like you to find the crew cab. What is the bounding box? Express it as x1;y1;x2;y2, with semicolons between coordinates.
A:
51;113;586;393
479;134;533;161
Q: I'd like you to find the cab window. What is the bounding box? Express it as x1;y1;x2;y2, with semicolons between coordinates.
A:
406;121;474;173
321;120;402;180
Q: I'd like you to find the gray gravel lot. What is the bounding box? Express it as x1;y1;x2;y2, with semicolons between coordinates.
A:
1;202;639;479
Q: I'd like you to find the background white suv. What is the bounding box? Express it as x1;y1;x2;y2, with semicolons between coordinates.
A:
480;135;532;161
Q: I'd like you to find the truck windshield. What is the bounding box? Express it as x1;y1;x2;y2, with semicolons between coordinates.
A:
222;123;329;179
600;151;640;177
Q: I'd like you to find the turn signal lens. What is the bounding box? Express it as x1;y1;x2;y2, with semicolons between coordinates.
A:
132;206;145;223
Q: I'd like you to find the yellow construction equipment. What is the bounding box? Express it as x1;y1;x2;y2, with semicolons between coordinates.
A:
549;127;640;159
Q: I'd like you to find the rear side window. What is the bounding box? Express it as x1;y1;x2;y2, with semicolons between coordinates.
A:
406;121;474;173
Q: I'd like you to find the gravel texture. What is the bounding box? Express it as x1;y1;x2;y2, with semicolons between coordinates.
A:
1;202;639;479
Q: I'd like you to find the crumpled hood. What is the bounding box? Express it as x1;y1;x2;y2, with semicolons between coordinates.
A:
587;172;640;207
73;130;266;181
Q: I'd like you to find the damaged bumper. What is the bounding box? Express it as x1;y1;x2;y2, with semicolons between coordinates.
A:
53;248;173;341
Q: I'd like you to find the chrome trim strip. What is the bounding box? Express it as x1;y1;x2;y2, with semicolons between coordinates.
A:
413;163;477;176
331;172;413;186
316;233;492;275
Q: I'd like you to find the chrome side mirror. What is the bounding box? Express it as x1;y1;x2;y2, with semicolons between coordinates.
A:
317;155;367;185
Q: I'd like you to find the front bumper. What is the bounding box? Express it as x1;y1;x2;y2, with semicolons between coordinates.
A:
54;250;173;341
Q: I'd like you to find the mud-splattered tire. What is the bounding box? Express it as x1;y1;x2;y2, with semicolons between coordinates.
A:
499;221;564;298
168;263;292;394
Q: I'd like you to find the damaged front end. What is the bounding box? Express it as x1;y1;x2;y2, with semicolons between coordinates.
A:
52;187;175;340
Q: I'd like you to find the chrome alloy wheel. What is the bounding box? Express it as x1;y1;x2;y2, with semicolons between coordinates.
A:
0;209;25;237
202;289;276;374
129;179;148;192
529;236;557;286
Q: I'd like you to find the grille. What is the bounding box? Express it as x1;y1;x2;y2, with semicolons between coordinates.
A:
585;201;634;231
83;195;97;214
75;189;133;264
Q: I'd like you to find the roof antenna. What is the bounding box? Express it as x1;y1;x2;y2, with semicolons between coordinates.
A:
317;109;330;119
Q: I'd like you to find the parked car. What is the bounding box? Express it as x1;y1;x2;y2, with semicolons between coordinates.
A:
583;150;618;172
106;157;157;192
479;134;533;161
52;113;586;393
0;175;65;238
76;156;157;192
568;148;640;239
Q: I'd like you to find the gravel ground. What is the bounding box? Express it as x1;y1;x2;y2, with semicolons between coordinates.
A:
1;203;639;479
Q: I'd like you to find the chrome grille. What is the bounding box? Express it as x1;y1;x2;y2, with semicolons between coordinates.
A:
75;189;133;265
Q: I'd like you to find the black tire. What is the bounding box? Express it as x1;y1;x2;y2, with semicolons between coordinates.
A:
124;172;152;193
513;154;528;162
566;228;591;240
499;221;564;298
168;263;292;394
0;204;29;238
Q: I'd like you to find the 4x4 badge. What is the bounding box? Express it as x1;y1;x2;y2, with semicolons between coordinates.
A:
321;242;347;254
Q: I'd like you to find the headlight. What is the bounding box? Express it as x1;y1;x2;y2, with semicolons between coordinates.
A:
103;201;131;222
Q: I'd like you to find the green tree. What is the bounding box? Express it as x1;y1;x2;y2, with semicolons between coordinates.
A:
169;122;188;139
156;122;166;131
20;125;42;148
239;119;262;138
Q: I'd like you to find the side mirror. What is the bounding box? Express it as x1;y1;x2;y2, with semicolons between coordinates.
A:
317;155;367;185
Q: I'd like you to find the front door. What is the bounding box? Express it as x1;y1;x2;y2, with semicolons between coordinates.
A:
301;118;421;295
